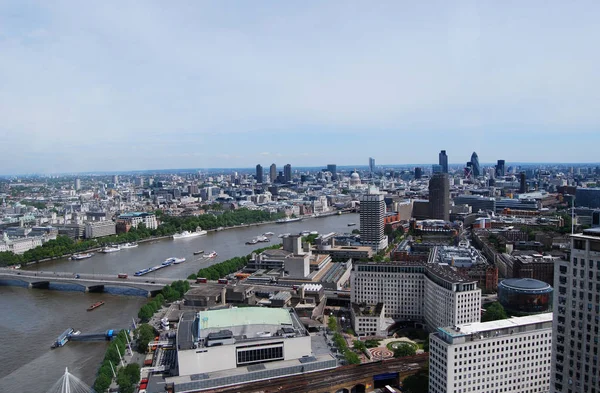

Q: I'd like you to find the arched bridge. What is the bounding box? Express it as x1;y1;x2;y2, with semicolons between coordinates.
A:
0;269;172;297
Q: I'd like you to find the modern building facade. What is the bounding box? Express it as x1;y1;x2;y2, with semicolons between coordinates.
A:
255;164;263;183
359;187;388;252
284;164;292;183
84;220;116;239
470;152;480;177
575;187;600;208
327;164;337;180
551;228;600;393
369;157;375;173
429;313;553;393
429;173;450;221
496;159;506;177
270;163;277;183
116;212;158;230
439;150;449;173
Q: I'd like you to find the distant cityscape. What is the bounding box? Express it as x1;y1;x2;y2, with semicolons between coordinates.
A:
2;150;600;393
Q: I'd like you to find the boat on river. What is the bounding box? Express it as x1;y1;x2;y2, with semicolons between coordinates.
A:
203;251;217;258
193;250;204;255
173;228;207;239
87;301;105;311
121;242;138;249
276;217;302;223
101;245;120;253
71;253;94;260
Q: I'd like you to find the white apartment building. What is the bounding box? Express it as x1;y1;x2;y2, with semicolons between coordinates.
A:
351;303;390;337
551;228;600;393
429;313;553;393
117;212;158;230
351;262;426;321
360;188;388;252
424;264;482;331
0;233;44;254
84;220;117;239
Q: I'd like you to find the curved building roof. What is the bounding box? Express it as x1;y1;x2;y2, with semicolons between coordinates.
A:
499;278;552;293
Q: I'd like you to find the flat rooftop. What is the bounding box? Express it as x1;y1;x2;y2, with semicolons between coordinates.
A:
197;307;292;330
439;312;553;338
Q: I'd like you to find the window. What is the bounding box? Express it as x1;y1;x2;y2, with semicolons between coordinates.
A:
237;345;284;365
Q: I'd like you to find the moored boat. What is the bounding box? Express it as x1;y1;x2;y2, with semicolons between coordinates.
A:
121;242;138;249
275;217;302;223
263;232;275;236
173;228;207;239
101;245;120;253
71;253;94;260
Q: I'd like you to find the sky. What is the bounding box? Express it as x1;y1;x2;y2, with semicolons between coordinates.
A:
1;1;599;174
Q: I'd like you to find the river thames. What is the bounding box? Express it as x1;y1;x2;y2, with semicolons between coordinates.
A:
0;213;358;391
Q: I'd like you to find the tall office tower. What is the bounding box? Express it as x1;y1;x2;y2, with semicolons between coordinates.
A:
112;174;119;184
496;159;506;177
74;178;81;190
414;167;423;179
369;157;375;173
283;164;292;183
255;164;263;183
429;313;553;393
520;172;527;193
359;187;388;252
470;152;480;177
429;173;449;221
551;229;600;393
439;150;449;173
327;164;337;180
269;163;277;183
464;162;473;179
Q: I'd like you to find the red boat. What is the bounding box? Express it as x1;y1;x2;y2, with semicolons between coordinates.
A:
87;301;105;311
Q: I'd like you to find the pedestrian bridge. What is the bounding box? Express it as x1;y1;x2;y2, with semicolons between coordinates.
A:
0;269;171;297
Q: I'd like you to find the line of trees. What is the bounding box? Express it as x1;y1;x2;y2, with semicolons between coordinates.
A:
92;330;135;393
0;208;286;267
188;244;281;280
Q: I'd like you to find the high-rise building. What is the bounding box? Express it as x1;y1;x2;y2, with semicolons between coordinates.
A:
430;313;553;393
283;164;292;183
359;187;388;252
74;178;81;190
369;157;375;173
520;172;527;193
470;152;480;177
255;164;263;183
414;167;423;179
327;164;337;181
269;163;277;183
429;173;449;221
112;174;119;184
439;150;449;173
496;159;506;177
551;228;600;393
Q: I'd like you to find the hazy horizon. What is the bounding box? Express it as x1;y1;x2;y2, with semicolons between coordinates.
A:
2;1;599;174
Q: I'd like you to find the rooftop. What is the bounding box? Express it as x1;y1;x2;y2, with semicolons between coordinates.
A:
197;307;292;330
499;278;552;291
438;313;553;338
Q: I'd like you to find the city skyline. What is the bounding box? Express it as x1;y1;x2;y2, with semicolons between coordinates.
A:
2;1;600;173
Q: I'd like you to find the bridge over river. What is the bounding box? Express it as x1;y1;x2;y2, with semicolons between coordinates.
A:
0;269;172;297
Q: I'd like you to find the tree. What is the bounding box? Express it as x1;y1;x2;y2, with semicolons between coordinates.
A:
482;302;508;322
93;373;112;393
402;372;429;393
393;343;416;358
344;350;361;365
327;316;338;332
135;324;156;353
353;340;366;352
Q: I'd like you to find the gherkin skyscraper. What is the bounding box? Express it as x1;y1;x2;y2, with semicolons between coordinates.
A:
470;152;480;177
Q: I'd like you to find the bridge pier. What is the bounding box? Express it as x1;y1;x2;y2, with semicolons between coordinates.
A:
30;281;50;289
87;285;105;293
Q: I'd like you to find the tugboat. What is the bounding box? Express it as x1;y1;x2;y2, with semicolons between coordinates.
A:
87;301;105;311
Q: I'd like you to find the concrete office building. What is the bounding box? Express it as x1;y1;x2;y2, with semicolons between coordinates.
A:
351;262;481;330
424;264;481;331
429;173;450;221
360;187;388;252
269;163;277;183
551;228;600;393
454;195;496;213
369;157;375;173
171;308;335;393
74;178;81;190
84;220;116;239
351;262;426;321
255;164;264;183
429;313;553;393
